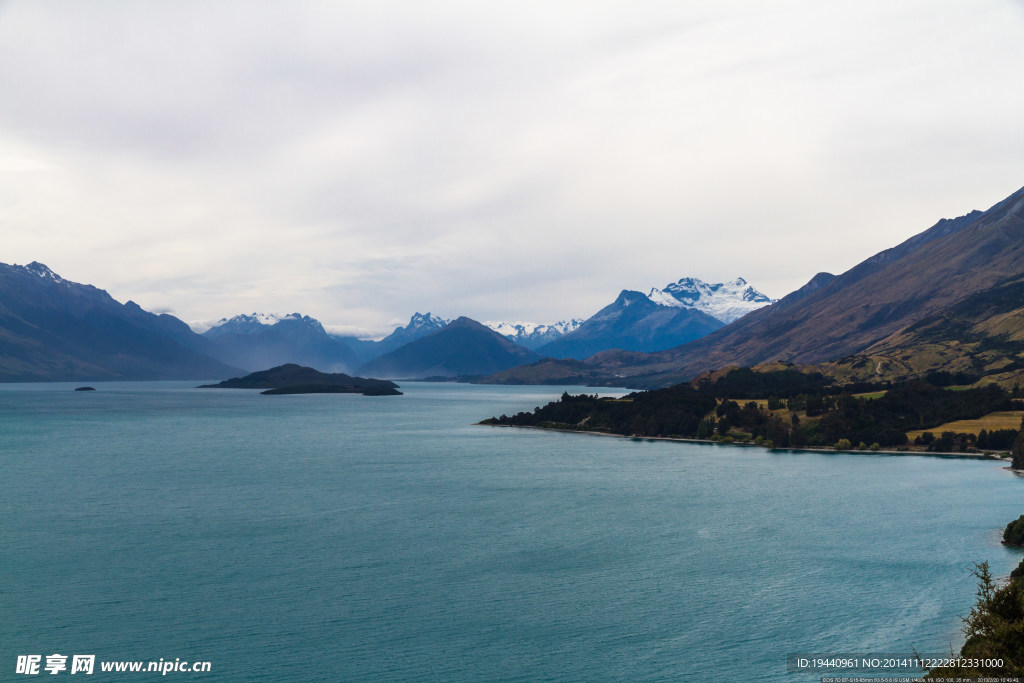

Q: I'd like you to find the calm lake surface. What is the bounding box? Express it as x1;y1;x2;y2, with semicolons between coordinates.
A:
2;381;1022;681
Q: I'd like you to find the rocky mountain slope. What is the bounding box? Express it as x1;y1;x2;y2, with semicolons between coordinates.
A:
0;262;240;381
536;290;725;359
359;317;541;378
202;312;358;372
336;312;450;364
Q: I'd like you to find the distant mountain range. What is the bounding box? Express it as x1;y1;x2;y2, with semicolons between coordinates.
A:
202;312;358;372
490;184;1024;389
0;262;782;383
199;311;539;378
202;312;584;371
5;178;1021;389
359;317;541;378
0;262;240;381
532;277;774;359
7;178;1023;390
483;319;584;350
197;275;774;373
194;275;772;377
336;312;450;364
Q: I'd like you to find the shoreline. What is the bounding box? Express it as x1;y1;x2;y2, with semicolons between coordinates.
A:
479;423;1016;463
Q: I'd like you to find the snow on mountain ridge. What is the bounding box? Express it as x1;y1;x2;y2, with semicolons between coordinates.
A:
484;319;583;336
647;277;775;324
486;321;539;337
407;312;450;330
484;319;584;349
203;312;326;338
25;261;65;283
212;313;277;327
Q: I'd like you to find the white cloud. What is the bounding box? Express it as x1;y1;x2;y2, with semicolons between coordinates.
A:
1;0;1022;334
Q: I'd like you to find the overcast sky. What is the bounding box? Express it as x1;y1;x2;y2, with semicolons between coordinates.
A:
2;1;1023;337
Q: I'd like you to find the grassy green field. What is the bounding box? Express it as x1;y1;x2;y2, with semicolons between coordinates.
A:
852;391;887;400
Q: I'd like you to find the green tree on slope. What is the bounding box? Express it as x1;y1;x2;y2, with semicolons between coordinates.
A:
925;561;1024;678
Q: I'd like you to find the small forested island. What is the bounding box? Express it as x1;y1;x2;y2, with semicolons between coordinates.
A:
481;366;1024;455
74;386;96;391
199;363;402;396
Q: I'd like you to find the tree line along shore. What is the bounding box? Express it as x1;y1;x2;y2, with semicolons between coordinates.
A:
481;368;1024;461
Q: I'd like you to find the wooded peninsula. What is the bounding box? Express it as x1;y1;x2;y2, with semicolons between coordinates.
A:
481;367;1024;462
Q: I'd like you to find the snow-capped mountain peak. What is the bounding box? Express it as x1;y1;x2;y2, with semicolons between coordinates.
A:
483;318;584;349
647;277;775;324
24;261;65;284
203;312;325;338
485;321;539;337
248;312;285;326
406;312;450;330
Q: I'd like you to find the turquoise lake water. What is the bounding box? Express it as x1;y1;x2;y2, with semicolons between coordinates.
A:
1;381;1022;681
